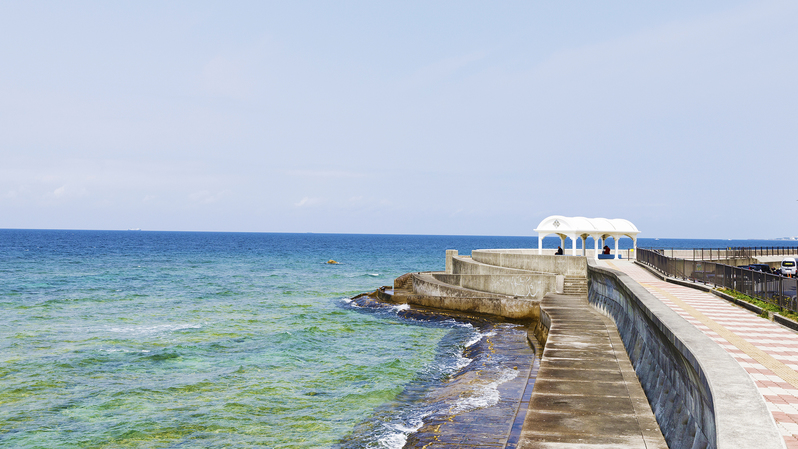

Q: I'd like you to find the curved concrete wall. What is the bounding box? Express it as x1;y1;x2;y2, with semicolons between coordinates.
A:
588;263;782;449
432;273;556;300
452;255;548;276
410;273;539;319
529;303;550;349
471;250;587;278
412;272;506;299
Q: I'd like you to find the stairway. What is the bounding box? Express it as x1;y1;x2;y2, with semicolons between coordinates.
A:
563;276;588;296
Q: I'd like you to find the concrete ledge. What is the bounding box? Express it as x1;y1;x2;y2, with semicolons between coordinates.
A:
528;305;551;351
432;273;557;300
589;262;783;449
711;289;764;315
668;277;712;292
775;313;798;333
711;290;798;334
471;249;587;278
452;255;551;276
452;255;566;296
410;273;540;320
412;272;508;299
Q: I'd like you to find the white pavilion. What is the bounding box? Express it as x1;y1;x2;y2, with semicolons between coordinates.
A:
534;215;640;259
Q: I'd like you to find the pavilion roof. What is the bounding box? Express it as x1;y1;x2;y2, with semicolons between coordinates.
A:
534;215;640;239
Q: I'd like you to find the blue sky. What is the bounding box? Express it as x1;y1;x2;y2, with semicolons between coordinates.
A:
1;1;796;238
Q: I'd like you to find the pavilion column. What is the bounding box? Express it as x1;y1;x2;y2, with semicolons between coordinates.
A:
581;236;586;256
538;234;543;255
571;234;578;256
614;236;620;259
560;235;565;253
593;235;599;260
633;238;637;259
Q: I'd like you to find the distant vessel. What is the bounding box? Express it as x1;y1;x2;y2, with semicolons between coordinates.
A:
127;228;142;231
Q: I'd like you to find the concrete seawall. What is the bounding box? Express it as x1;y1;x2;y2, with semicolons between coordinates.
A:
446;253;562;300
588;262;782;449
431;273;556;301
471;249;587;278
380;272;542;320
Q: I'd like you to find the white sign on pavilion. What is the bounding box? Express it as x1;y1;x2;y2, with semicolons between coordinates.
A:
534;215;640;259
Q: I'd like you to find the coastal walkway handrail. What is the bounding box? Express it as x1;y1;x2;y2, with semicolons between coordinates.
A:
649;246;798;260
637;248;798;313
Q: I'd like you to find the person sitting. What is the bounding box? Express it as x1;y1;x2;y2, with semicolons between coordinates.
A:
556;246;563;255
603;245;611;255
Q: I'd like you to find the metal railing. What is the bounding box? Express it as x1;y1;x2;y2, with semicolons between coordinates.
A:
648;246;798;261
638;248;798;314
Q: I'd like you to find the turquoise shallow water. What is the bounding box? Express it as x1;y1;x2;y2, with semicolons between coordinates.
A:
0;231;543;448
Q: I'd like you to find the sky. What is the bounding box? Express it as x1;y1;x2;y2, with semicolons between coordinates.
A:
1;1;797;238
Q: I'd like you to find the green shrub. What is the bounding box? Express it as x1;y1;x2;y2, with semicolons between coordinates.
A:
718;288;798;321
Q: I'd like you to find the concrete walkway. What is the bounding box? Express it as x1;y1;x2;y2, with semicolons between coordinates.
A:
517;293;667;448
603;260;798;449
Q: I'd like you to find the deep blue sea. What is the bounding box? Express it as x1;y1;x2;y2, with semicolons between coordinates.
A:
1;230;794;448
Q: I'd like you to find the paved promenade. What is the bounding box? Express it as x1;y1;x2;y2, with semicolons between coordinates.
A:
517;293;667;448
604;260;798;449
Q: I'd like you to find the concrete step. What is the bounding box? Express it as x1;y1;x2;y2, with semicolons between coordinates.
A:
563;276;588;297
393;273;414;290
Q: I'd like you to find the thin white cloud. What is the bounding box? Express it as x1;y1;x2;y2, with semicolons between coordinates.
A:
294;197;321;207
45;184;87;200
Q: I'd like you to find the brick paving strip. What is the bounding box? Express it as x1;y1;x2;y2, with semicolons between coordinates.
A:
607;260;798;449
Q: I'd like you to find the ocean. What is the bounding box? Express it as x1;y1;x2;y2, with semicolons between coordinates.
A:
1;230;792;448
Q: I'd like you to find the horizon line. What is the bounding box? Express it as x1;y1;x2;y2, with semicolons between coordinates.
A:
1;227;795;241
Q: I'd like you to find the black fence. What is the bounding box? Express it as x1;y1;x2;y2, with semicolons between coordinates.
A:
637;248;798;313
651;246;798;261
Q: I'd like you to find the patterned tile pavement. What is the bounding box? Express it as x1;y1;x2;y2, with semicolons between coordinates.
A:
604;260;798;449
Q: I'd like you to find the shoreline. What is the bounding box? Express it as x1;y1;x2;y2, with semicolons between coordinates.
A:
338;294;538;448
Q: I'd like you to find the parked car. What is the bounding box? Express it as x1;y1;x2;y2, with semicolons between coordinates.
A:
748;264;773;274
781;258;797;277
